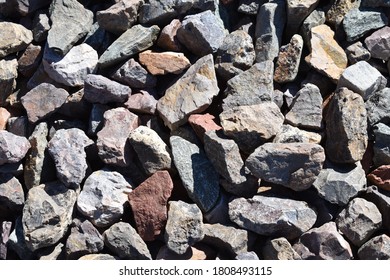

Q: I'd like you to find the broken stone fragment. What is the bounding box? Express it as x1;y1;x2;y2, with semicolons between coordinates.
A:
139;50;190;75
0;131;31;166
0;22;33;58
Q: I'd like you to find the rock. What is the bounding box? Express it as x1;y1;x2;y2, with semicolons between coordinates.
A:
345;41;371;64
368;165;390;191
139;50;190;75
96;108;139;167
84;74;131;104
79;254;117;260
15;0;51;16
337;61;387;101
57;89;91;120
177;10;226;57
103;222;151;260
308;24;348;82
0;131;30;166
0;108;10;130
285;83;323;130
262;237;301;260
65;219;104;259
313;162;366;206
98;24;160;69
165;200;204;255
364;26;390;60
358;234;390;260
8;217;34;259
27;63;63;90
343;9;388;42
273;124;322;144
32;11;50;42
293;222;353;260
220;102;284;154
235;251;259;260
48;128;92;189
156;244;215;260
364;186;390;231
22;181;77;251
0;22;33;58
285;0;320;39
238;0;264;15
88;104;109;137
47;0;93;55
0;174;24;215
300;9;326;48
157;54;219;130
43;43;98;87
336;198;382;247
188;113;222;142
326;0;360;28
21;83;69;123
0;58;18;106
170;135;220;212
128;171;173;241
7;117;28;137
157;19;183;52
373;123;390;167
37;243;64;260
203;192;231;225
362;0;390;7
274;34;303;83
229;195;317;240
325;87;368;163
17;44;42;77
124;91;157;114
77;170;132;227
96;0;142;35
366;88;390;127
254;1;285;62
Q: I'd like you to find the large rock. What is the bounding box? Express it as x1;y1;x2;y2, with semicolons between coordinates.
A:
366;88;390;127
22;181;77;251
246;143;325;191
364;26;390;60
0;131;30;166
157;54;219;130
0;174;24;215
229;195;317;240
0;58;18;106
0;22;33;58
262;237;301;260
358;234;390;260
364;186;390;231
285;0;320;39
373;123;390;167
368;165;390;191
138;50;190;75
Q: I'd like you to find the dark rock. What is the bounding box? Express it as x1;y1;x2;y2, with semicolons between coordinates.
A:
0;58;18;106
88;104;110;137
366;88;390;127
6;116;28;137
358;234;390;260
157;19;183;52
368;165;390;191
15;0;51;16
17;44;42;78
345;41;371;64
0;174;24;216
373;123;390;167
32;10;50;42
0;131;30;166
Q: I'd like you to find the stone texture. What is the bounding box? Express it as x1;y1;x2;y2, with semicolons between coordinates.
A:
345;41;371;64
157;54;219;130
170;135;220;212
0;22;33;58
157;19;183;52
103;222;151;260
47;0;93;55
246;143;325;191
364;26;390;60
366;88;390;127
77;170;132;227
238;0;264;15
368;165;390;191
88;104;109;137
325;87;368;163
188;113;222;142
156;244;214;260
98;24;160;68
139;50;190;75
273;124;322;144
285;0;320;39
0;58;18;106
0;131;30;166
0;108;10;130
128;171;173;241
262;237;301;260
21;83;68;123
203;191;231;225
124;91;157;114
17;44;42;78
364;186;390;231
358;234;390;260
165;201;204;255
6;117;28;137
300;9;326;48
229;195;317;240
235;251;259;260
79;254;117;260
373;123;390;167
293;222;353;260
14;0;51;16
96;108;139;167
32;11;50;42
0;174;24;215
326;0;361;28
22;181;77;251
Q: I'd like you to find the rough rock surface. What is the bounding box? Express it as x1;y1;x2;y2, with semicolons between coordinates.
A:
0;59;18;106
373;123;390;167
368;165;390;191
0;131;30;166
366;88;390;127
0;22;33;58
0;174;25;215
262;237;301;260
364;26;390;60
273;125;322;144
358;234;390;260
138;50;190;75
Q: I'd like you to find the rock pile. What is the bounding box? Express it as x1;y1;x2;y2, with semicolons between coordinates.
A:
1;0;390;260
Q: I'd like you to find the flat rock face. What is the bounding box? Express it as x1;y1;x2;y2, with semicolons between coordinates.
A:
0;22;33;58
273;124;322;144
368;165;390;191
366;88;390;127
364;26;390;60
138;50;190;75
0;174;25;215
229;196;317;240
0;59;18;106
358;234;390;260
373;123;390;167
0;131;30;166
188;113;222;141
124;91;157;114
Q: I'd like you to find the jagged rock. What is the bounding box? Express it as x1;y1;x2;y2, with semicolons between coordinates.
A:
156;244;215;260
325;87;368;163
246;143;325;191
188;113;222;142
368;165;390;191
300;9;325;48
103;222;151;260
124;91;157;114
14;0;51;16
0;22;33;58
262;237;301;260
157;19;183;52
364;26;390;60
0;58;18;106
157;54;219;130
32;11;50;42
27;63;63;90
18;44;42;77
373;123;390;167
0;108;10;130
229;195;317;240
0;131;30;166
235;251;259;260
165;200;204;255
203;192;231;225
273;124;322;144
7;116;28;137
364;186;390;231
77;170;132;227
326;0;361;28
88;104;109;137
37;243;64;260
358;234;390;260
0;174;24;215
285;0;320;39
366;88;390;127
345;41;371;64
79;254;117;260
22;181;77;251
238;0;264;15
139;50;190;75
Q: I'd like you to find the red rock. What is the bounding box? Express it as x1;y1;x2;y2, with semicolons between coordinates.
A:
368;165;390;191
128;170;173;241
124;90;157;115
138;50;190;75
0;108;10;130
157;19;183;52
188;113;222;142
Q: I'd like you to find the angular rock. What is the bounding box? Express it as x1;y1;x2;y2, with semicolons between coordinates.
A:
345;41;371;64
0;108;10;130
14;0;51;16
139;50;190;75
103;222;151;260
366;88;390;127
238;0;264;15
364;26;390;60
358;234;390;260
7;116;28;137
0;22;33;58
165;200;204;255
156;244;214;260
88;104;109;137
203;191;231;225
337;61;387;101
170;136;220;212
273;124;322;144
124;91;157;114
96;108;139;167
368;165;390;191
77;170;132;227
32;11;50;42
79;254;117;260
325;87;368;163
47;0;93;55
246;143;325;191
98;24;160;68
37;243;64;260
364;186;390;231
84;74;131;104
229;196;317;240
235;251;259;260
0;131;30;166
157;54;219;130
57;89;91;120
300;9;326;48
0;174;24;215
128;171;173;241
188;113;222;142
336;198;382;247
0;58;18;106
326;0;361;28
285;0;320;39
21;83;69;123
27;63;63;90
343;9;388;42
22;181;77;251
18;44;42;78
293;222;353;260
157;19;183;52
262;237;301;260
373;123;390;167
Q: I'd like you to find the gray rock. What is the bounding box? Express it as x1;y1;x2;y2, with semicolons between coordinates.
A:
293;222;353;260
0;58;18;106
373;123;390;167
84;74;131;104
366;88;390;127
15;0;51;16
246;143;325;191
0;174;24;215
79;254;117;260
364;26;390;60
364;186;390;231
262;237;301;260
313;162;366;206
103;222;151;260
0;131;30;166
170;135;220;212
77;170;132;227
98;24;160;69
8;217;34;260
336;198;382;247
47;0;93;55
88;104;110;137
165;200;204;255
0;22;33;58
229;195;317;240
235;251;259;260
22;181;77;251
362;0;390;7
300;9;326;49
358;234;390;260
273;124;322;144
286;0;320;39
6;116;28;137
124;90;158;114
238;0;265;15
345;41;371;64
32;11;50;42
343;8;388;42
325;87;368;163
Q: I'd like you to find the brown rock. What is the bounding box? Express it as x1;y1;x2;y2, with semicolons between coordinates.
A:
368;165;390;191
188;113;222;142
157;19;183;52
128;171;173;241
326;0;360;28
17;44;42;77
0;108;10;130
0;22;33;58
139;50;190;75
124;90;157;115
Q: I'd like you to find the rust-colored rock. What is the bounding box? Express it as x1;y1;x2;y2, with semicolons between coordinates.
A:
139;50;190;75
188;113;222;142
0;108;10;130
368;165;390;191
